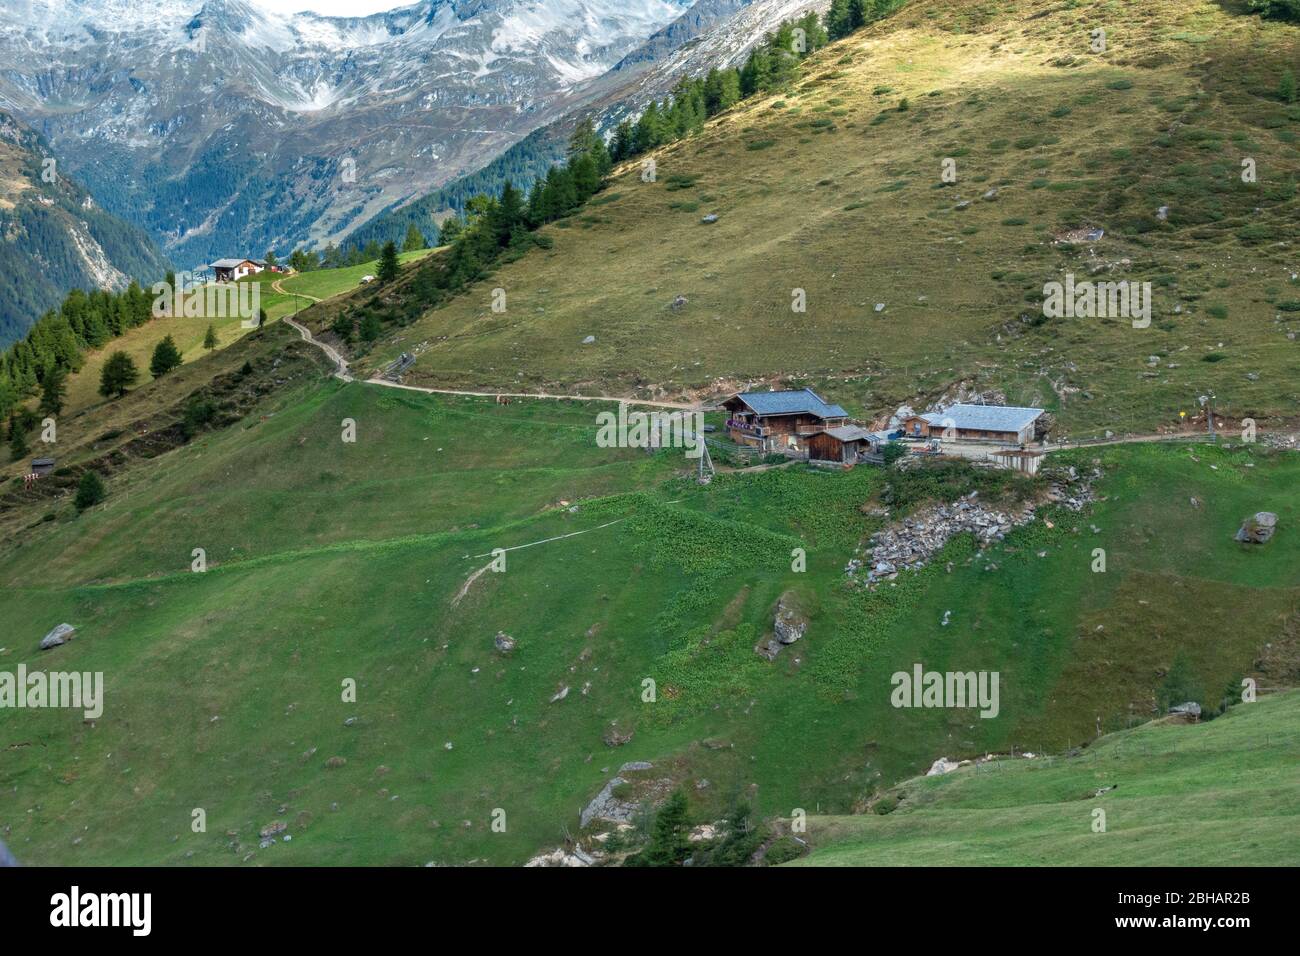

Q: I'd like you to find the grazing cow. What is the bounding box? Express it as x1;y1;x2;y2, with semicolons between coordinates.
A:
496;395;511;406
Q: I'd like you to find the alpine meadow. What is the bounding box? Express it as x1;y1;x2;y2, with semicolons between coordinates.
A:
0;0;1297;920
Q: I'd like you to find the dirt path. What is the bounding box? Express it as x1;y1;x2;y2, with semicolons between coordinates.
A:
367;378;702;410
283;315;351;381
270;277;322;304
268;282;695;408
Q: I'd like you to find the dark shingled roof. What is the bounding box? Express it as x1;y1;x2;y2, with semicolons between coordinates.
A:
732;388;848;419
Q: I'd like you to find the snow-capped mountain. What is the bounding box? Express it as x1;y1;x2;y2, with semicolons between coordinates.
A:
0;0;814;268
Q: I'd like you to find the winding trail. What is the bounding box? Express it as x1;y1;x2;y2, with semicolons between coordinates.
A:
269;276;1299;444
284;314;351;381
367;378;701;410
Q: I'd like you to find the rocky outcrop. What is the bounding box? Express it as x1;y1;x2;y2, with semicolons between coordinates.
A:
756;591;808;660
1235;512;1278;544
580;777;636;829
773;593;808;645
39;623;75;650
525;846;599;867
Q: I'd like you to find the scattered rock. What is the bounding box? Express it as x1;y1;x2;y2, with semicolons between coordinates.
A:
701;213;719;224
525;846;599;867
1235;511;1278;544
603;727;633;747
39;623;75;650
550;685;570;703
259;821;288;839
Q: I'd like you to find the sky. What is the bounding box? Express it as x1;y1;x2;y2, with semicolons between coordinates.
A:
250;0;415;15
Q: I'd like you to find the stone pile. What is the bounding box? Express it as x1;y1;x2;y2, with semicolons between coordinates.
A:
847;464;1101;587
851;492;1032;586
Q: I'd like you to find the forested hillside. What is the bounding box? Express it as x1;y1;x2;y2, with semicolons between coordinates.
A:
0;111;170;349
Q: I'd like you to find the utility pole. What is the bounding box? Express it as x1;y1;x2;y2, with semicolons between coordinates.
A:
1199;392;1217;441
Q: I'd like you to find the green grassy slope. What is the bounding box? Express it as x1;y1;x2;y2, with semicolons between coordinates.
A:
794;687;1300;866
35;250;435;419
349;0;1300;436
2;356;1295;863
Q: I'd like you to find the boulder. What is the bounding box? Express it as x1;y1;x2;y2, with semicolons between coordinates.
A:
39;623;75;650
1236;512;1278;544
1169;701;1202;718
926;757;959;776
493;631;516;654
773;592;808;645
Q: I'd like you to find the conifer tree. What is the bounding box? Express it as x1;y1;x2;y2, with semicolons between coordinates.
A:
149;335;183;378
378;241;400;282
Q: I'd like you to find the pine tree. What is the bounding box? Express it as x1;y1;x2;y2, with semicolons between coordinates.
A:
438;215;463;244
99;351;138;398
798;11;828;51
9;419;28;462
264;250;278;269
75;470;106;511
633;102;664;155
825;0;848;39
494;181;527;245
39;366;66;416
570;153;601;203
403;223;426;252
740;46;773;96
150;335;183;378
610;121;635;163
359;311;382;343
203;324;218;351
626;790;692;867
378;241;400;282
567;115;599;158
